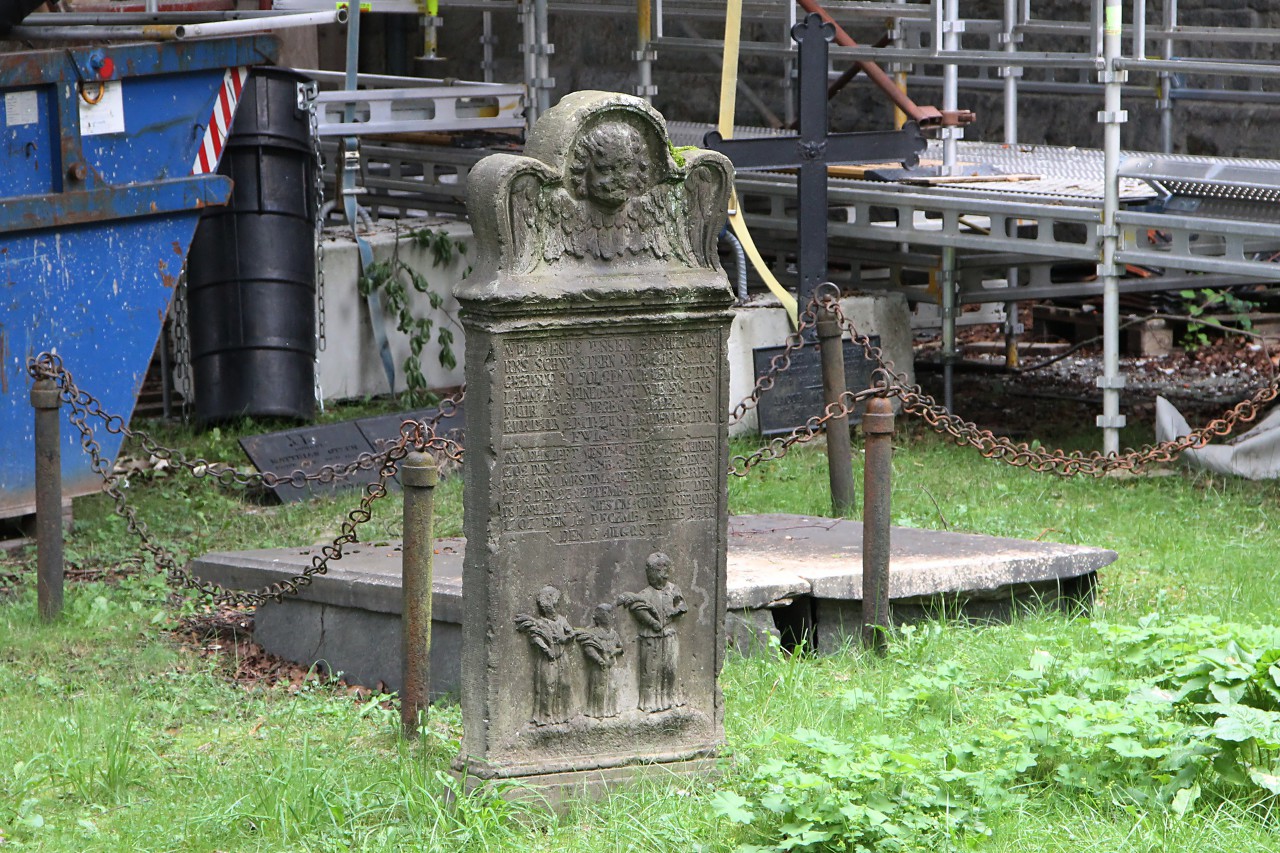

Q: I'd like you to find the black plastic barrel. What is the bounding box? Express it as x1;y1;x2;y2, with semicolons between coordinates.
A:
187;67;318;423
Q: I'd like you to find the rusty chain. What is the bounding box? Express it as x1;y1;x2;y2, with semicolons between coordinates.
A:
27;352;462;605
728;306;819;427
731;285;1279;477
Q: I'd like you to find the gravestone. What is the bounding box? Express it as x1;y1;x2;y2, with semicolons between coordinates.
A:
453;91;734;797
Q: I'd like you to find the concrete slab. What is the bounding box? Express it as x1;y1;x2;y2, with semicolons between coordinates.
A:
191;514;1115;693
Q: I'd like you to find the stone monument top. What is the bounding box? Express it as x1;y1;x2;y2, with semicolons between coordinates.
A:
453;91;735;798
458;90;733;304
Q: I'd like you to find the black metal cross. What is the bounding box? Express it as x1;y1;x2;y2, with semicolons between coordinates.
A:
704;12;925;308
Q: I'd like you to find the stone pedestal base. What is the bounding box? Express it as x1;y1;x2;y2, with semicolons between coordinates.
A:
449;757;720;807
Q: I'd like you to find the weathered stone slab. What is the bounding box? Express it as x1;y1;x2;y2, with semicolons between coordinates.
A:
191;514;1116;692
452;91;735;793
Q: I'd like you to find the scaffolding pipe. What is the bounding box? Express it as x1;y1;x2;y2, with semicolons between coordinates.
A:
534;0;552;116
636;0;654;103
1100;0;1125;454
1160;0;1176;153
172;10;345;39
1002;0;1021;369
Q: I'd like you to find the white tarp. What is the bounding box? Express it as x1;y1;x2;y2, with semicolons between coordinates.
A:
1154;396;1280;479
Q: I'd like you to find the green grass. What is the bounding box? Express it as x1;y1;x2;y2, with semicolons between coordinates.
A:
2;413;1279;850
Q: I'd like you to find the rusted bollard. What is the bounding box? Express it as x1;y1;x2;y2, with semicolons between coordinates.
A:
400;451;438;737
31;378;64;621
817;306;857;517
861;396;894;651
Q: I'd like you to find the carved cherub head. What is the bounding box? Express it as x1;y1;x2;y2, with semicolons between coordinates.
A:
644;552;672;589
569;122;650;210
536;585;562;616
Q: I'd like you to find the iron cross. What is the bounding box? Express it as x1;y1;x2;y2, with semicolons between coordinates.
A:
704;12;926;308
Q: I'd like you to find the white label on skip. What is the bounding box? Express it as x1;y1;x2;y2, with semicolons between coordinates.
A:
78;81;126;136
4;90;38;127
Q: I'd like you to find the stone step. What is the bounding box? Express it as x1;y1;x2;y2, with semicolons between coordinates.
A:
190;514;1115;697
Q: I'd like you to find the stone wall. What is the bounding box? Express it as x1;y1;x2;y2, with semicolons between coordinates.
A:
432;1;1280;159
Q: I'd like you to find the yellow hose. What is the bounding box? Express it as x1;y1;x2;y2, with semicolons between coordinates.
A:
718;0;798;325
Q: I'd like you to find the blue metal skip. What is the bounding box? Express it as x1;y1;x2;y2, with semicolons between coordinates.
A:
1;36;279;518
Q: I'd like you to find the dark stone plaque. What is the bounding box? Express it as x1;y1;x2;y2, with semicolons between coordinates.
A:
240;423;380;504
751;337;880;436
355;404;465;458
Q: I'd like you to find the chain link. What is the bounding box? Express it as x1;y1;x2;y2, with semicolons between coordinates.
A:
173;269;193;422
304;79;327;354
728;303;819;428
26;353;462;605
730;286;1279;477
818;292;1280;477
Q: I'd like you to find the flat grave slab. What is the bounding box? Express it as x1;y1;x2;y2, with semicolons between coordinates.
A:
192;514;1115;693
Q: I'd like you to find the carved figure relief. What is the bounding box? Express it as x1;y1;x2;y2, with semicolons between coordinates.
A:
468;92;733;277
514;585;576;726
617;552;688;712
575;603;625;718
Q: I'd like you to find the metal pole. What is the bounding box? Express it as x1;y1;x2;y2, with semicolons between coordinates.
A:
940;0;960;175
481;10;495;83
636;0;655;103
1002;0;1022;370
1099;0;1126;454
533;0;552;117
1160;0;1176;153
520;0;539;125
172;10;345;39
401;451;438;737
941;246;957;412
861;396;893;651
817;305;856;516
31;379;64;622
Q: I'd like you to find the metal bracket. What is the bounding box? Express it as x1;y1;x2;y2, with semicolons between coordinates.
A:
996;32;1024;45
1095;375;1127;390
520;43;555;55
941;20;966;34
1096;262;1124;278
631;49;658;62
938;125;965;141
1096;414;1128;429
296;80;318;111
1097;109;1129;124
1096;224;1120;238
531;77;556;88
635;84;658;97
996;66;1024;79
1097;69;1129;84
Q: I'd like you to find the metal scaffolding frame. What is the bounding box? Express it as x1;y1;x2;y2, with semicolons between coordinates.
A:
334;1;1280;449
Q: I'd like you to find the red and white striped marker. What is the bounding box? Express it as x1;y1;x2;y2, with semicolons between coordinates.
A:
193;66;249;175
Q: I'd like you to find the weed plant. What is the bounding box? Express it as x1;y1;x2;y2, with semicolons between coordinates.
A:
1;415;1278;850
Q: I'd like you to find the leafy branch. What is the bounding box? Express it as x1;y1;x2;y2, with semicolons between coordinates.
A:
357;227;468;405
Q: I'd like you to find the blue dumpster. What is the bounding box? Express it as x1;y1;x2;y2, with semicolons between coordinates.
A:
0;36;279;519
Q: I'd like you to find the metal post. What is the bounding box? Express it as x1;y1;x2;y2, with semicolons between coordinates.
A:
818;305;856;516
861;397;893;651
941;246;957;412
520;0;538;125
533;0;552;117
31;378;64;621
1160;0;1176;153
635;0;655;103
481;10;494;83
1099;0;1126;454
401;450;438;736
1002;0;1022;369
940;0;960;175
